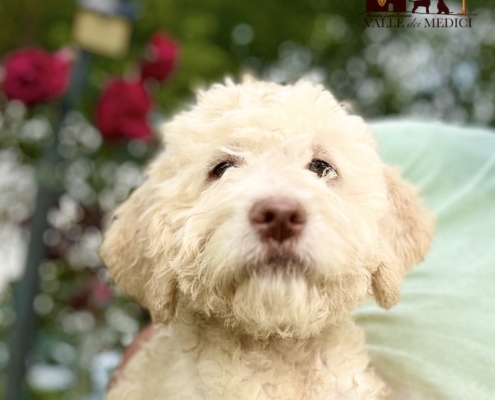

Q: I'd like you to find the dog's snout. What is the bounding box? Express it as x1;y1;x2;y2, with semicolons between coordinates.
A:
249;197;307;242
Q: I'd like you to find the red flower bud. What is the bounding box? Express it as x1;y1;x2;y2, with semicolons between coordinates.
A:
140;33;179;83
96;78;153;141
1;47;71;105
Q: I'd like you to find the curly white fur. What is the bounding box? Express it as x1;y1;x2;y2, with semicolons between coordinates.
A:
100;78;435;399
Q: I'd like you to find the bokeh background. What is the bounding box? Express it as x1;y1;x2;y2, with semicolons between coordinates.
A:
0;0;494;398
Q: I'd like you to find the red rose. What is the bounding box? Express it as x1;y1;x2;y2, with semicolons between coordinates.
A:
96;79;153;141
1;47;71;105
140;33;179;83
91;280;113;305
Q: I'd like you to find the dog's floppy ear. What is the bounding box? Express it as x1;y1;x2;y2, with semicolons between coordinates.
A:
99;184;177;323
372;166;435;309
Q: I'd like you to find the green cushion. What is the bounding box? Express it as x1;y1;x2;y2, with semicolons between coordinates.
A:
356;121;495;399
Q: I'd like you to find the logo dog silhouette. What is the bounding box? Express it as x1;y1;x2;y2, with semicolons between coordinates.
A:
410;0;431;13
437;0;450;14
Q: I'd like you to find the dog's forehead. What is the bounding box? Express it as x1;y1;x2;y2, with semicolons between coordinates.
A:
162;81;375;161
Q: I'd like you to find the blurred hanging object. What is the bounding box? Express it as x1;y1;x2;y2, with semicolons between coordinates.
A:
5;2;139;400
72;0;139;58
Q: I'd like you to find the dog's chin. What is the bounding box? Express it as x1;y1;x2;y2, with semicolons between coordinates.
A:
187;249;371;340
227;272;332;340
221;256;371;340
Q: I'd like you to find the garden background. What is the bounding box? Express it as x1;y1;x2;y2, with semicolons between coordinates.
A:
0;0;494;399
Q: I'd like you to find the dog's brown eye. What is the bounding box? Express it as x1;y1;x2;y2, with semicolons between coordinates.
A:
212;161;235;178
308;159;337;179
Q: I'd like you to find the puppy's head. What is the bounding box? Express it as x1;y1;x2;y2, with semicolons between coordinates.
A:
100;79;435;339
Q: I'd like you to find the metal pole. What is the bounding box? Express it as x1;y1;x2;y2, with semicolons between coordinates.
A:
6;50;92;400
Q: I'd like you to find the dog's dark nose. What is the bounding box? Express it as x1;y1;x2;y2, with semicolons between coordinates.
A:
249;197;307;242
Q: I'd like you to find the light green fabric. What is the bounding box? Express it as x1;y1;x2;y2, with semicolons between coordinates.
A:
356;121;495;400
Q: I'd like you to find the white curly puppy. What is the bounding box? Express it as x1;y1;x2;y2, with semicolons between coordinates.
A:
100;78;435;400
